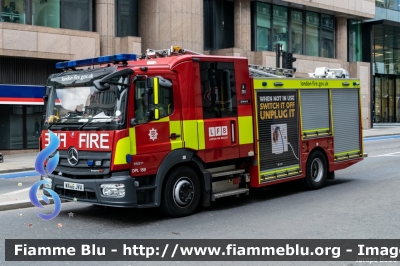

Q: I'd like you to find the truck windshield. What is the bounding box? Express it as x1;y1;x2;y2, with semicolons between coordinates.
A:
45;75;129;128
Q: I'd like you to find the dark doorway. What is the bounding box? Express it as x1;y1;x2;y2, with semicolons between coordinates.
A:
204;0;235;50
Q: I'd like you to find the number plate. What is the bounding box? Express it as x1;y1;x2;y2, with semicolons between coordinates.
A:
64;182;84;191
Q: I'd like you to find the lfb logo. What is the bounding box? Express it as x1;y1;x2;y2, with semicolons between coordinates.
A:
29;130;62;221
208;126;228;137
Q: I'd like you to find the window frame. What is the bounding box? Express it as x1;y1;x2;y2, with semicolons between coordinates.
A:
199;61;238;119
251;2;335;59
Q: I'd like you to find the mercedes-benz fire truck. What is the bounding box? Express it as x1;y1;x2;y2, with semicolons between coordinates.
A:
41;46;363;217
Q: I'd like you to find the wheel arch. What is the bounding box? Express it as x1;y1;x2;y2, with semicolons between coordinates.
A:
154;149;210;206
308;146;330;172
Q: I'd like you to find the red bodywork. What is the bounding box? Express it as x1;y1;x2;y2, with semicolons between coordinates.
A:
42;54;363;190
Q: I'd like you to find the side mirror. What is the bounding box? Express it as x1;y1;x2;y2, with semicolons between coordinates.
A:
93;80;110;90
158;77;172;88
94;68;134;90
130;118;137;126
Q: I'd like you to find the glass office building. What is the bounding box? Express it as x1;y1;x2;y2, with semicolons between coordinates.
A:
365;1;400;123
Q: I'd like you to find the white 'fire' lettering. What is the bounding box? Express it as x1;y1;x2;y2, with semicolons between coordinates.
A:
90;134;99;148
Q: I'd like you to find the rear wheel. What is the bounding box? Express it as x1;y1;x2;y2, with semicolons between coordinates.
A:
160;166;201;217
305;150;327;189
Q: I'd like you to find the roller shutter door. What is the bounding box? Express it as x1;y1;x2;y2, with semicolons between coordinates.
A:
332;89;360;157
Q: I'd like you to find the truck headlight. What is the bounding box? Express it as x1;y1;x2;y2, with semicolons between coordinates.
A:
100;184;125;197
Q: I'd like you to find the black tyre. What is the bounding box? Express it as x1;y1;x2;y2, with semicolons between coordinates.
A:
160;166;201;217
305;150;327;189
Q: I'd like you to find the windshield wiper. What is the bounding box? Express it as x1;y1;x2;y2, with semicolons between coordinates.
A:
78;118;93;130
47;122;55;130
78;117;113;130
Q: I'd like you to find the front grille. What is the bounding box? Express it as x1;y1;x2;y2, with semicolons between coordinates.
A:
55;186;97;201
54;150;111;178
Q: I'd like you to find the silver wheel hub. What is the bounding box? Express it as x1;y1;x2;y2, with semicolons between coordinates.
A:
311;158;323;182
173;177;194;207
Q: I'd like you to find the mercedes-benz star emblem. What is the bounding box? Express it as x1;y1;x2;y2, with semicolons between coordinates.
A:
67;147;79;166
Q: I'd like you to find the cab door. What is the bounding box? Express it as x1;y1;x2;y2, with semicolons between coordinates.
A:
131;75;183;175
198;61;239;162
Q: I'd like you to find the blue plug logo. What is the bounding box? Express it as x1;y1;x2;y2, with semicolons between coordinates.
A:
29;130;62;221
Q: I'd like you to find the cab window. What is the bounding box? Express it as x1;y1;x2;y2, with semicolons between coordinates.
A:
134;77;174;123
200;62;237;119
157;80;174;117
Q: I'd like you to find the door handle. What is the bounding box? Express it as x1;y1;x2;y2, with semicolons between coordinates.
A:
231;120;236;143
169;133;181;139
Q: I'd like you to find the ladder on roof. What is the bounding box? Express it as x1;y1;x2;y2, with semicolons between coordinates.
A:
140;46;295;77
140;46;202;59
249;64;295;78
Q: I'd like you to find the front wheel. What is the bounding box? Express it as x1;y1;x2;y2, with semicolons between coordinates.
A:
305;150;327;189
160;166;201;217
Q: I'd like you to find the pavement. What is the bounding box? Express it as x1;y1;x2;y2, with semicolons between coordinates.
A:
0;123;399;212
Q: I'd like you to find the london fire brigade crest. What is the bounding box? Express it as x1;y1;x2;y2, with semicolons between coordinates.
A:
148;128;158;141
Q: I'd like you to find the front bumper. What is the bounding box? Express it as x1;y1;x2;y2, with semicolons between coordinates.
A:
44;172;138;207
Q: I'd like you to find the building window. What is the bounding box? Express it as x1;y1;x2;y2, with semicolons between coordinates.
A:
32;0;61;28
254;2;271;51
116;0;138;37
61;0;93;31
321;14;334;58
251;2;335;58
348;20;363;62
0;0;27;24
291;10;303;54
272;5;288;52
376;0;400;10
1;0;93;31
305;12;319;57
204;0;234;51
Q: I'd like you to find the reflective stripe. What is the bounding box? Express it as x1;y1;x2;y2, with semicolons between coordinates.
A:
153;117;170;123
238;116;253;145
130;117;250;153
198;120;205;150
298;90;304;140
253;79;361;90
181;120;206;150
114;137;131;165
329;89;334;137
169;120;183;150
303;128;330;133
183;120;199;150
129;128;137;155
154;77;159;105
334;150;360;157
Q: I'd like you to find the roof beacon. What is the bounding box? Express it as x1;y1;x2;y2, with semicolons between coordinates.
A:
56;54;137;70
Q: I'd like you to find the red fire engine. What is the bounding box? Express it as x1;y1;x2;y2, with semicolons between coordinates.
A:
41;46;363;217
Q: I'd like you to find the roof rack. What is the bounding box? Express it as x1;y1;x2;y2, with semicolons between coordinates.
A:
249;64;295;78
139;45;295;77
140;46;202;59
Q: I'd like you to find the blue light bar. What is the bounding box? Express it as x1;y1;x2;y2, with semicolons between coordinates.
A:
56;54;137;69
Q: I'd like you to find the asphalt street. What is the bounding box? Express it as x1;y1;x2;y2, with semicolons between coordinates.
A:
0;176;38;195
0;137;399;266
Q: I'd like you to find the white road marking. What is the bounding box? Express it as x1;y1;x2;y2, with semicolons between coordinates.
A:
1;187;30;195
370;152;400;157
